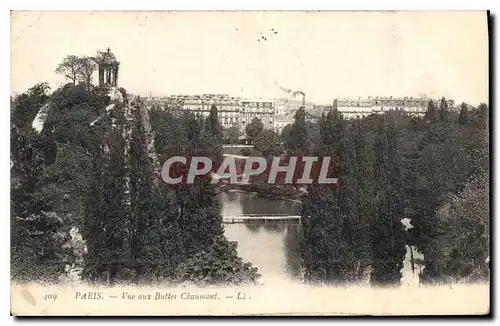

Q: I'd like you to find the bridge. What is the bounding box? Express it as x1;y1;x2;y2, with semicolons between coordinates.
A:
222;214;301;223
222;144;254;148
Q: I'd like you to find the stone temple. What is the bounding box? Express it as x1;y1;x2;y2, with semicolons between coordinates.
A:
97;47;120;87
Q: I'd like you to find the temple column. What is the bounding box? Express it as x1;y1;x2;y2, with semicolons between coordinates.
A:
106;68;111;85
113;68;118;87
98;68;104;87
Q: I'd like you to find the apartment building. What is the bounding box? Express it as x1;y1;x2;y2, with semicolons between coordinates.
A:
240;98;275;132
333;96;455;119
273;99;319;134
145;93;455;135
146;94;240;129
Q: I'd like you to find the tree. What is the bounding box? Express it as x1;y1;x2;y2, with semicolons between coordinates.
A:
11;99;52;218
41;83;107;160
348;120;376;277
223;126;240;143
398;98;489;284
81;122;129;284
369;115;406;286
301;109;355;284
280;124;293;146
302;184;361;284
205;104;222;140
302;112;376;285
11;211;70;283
318;109;343;169
299;99;488;286
476;103;489;128
41;143;94;219
118;87;128;103
76;56;98;89
245;117;264;141
55;55;81;85
305;121;321;151
141;183;185;282
12;80;262;286
438;97;449;121
425;100;437;122
127;105;183;283
56;54;99;89
174;235;260;286
458;102;468;125
151;108;260;285
11;82;51;129
128;105;156;281
11;123;70;283
437;171;489;282
288;108;309;153
254;129;282;157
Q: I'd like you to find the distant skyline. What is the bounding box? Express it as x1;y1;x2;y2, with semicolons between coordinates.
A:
11;11;489;105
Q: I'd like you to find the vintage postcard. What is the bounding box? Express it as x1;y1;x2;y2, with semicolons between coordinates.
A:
10;11;490;316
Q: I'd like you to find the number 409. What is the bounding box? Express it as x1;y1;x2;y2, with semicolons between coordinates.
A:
43;294;57;301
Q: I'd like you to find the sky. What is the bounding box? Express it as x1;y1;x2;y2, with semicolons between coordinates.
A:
11;11;489;105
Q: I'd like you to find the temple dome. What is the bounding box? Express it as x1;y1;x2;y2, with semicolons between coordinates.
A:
97;47;119;65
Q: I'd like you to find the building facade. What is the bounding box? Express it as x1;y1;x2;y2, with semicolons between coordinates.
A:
240;98;275;132
145;94;455;135
146;95;276;133
333;96;455;119
146;94;241;129
273;99;317;134
204;94;241;130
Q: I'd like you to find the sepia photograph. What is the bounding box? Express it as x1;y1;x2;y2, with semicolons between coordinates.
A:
10;10;490;316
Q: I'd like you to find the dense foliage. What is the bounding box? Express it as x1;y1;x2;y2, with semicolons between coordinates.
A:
11;81;260;286
296;99;489;285
10;53;489;286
